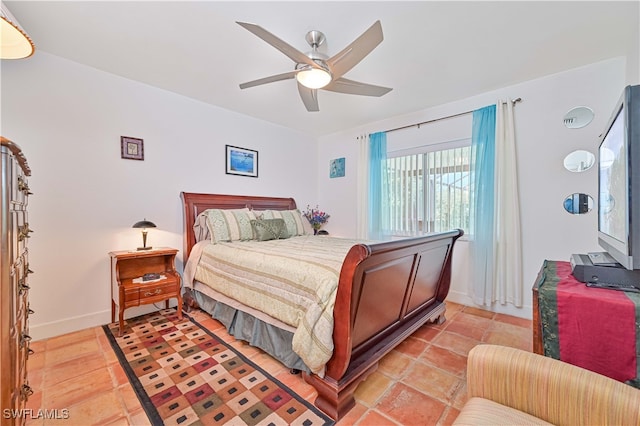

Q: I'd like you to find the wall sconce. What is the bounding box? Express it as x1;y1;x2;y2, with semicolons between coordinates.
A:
132;219;156;251
1;2;35;59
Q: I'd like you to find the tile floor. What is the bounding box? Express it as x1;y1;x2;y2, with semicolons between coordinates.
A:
24;302;532;425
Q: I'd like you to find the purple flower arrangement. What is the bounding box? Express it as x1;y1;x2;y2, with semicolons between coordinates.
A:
303;205;330;232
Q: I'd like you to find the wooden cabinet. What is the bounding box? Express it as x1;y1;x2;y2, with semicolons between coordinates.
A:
109;248;182;336
532;260;640;386
1;137;33;426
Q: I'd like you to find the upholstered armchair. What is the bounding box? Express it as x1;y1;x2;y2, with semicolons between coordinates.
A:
454;344;640;425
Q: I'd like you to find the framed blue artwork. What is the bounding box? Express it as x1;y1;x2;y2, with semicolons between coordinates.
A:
226;145;258;177
330;157;345;178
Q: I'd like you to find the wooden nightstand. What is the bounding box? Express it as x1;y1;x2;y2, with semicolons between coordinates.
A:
109;247;183;336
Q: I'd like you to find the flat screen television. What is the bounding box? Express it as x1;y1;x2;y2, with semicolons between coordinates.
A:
598;84;640;270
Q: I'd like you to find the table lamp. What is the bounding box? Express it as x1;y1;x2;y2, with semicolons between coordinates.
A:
132;219;156;250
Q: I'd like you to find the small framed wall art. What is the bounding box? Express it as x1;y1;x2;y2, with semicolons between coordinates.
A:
330;157;345;178
226;145;258;178
121;136;144;161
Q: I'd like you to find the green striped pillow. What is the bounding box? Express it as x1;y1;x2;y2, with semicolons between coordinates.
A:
205;208;256;243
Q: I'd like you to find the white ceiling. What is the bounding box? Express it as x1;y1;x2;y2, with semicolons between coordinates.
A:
6;1;639;137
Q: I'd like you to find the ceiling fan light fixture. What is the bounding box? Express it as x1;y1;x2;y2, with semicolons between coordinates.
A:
296;66;332;89
0;3;35;59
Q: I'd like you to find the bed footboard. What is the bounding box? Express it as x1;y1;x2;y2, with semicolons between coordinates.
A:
304;229;463;420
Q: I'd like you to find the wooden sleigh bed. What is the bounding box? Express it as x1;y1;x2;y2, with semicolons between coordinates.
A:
181;192;462;420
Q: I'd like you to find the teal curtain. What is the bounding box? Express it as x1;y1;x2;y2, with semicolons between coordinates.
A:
470;105;496;305
369;132;387;240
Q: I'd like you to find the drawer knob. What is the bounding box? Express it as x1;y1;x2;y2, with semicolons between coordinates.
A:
21;384;34;400
18;177;31;194
18;225;33;241
20;333;32;348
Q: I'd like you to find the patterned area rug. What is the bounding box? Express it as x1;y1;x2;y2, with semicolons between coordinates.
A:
102;309;334;426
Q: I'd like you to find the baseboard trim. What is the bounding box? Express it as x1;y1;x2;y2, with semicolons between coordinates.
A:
30;302;178;341
30;293;526;341
446;289;532;320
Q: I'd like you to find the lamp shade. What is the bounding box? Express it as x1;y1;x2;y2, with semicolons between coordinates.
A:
1;3;35;59
296;66;332;89
132;219;157;229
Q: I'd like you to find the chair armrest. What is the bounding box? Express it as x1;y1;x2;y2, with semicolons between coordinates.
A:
466;345;640;426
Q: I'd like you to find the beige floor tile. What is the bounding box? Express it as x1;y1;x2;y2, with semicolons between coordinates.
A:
43;368;114;410
29;306;533;426
43;352;108;388
116;384;143;413
353;370;394;407
375;383;447;426
335;402;368;425
53;391;124;426
356;409;400;425
432;330;482;356
394;335;429;358
128;409;152;426
44;338;102;368
403;361;461;404
419;345;468;378
461;306;495;319
377;350;413;380
45;327;98;351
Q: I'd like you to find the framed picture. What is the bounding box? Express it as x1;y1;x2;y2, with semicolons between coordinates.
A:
121;136;144;161
330;157;345;178
226;145;258;178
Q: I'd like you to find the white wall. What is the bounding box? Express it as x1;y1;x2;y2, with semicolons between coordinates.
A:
2;50;635;338
317;57;629;319
1;52;318;340
626;20;640;85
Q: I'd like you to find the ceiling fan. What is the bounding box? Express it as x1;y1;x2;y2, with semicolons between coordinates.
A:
236;20;392;112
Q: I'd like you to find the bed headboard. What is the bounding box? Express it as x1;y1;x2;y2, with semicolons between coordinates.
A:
180;192;297;259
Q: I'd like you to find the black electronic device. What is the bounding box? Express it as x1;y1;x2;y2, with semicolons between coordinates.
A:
570;253;640;292
585;281;640;293
142;273;161;281
597;84;640;271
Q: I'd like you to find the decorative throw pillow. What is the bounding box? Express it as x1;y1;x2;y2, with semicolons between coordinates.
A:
205;208;256;243
250;218;289;241
260;209;307;236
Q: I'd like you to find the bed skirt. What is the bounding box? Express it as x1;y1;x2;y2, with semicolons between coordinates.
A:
190;288;310;373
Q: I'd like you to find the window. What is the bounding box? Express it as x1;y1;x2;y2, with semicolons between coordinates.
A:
386;141;471;236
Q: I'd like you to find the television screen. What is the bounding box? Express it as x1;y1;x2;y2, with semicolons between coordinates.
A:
598;106;627;245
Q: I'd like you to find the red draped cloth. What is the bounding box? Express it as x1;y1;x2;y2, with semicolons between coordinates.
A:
555;261;637;382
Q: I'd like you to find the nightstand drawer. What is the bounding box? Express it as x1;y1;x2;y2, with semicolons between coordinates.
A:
138;281;179;302
122;280;178;305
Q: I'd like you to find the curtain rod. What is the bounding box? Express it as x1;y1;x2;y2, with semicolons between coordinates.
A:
380;97;522;135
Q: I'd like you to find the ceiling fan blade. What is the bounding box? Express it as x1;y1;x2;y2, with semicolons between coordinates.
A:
297;83;320;112
323;77;392;97
326;20;383;80
239;71;297;89
237;21;320;70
